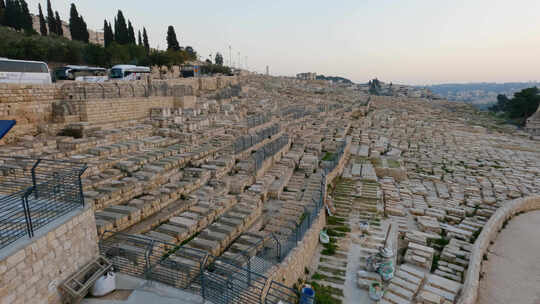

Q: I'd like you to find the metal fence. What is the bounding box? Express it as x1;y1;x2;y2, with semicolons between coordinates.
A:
322;140;347;176
234;124;281;154
98;139;347;304
253;135;290;172
99;232;298;304
246;114;271;129
0;156;87;249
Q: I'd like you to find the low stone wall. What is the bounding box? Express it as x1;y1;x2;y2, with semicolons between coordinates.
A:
266;210;326;287
0;76;240;142
263;139;351;289
80;97;175;124
457;195;540;304
0;206;99;304
0;84;61;142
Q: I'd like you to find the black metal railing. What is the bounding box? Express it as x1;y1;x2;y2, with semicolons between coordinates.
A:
97;139;348;304
0;156;86;249
99;232;298;304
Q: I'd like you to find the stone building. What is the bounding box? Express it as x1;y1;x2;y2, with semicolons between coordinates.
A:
296;72;317;80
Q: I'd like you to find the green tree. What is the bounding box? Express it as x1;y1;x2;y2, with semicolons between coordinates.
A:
185;46;196;61
103;20;113;47
69;4;80;40
38;3;47;36
79;15;89;42
489;87;540;125
5;0;21;30
114;10;128;44
127;20;135;44
215;52;223;65
54;11;63;36
0;0;5;26
489;94;510;112
137;30;142;46
166;25;180;51
142;27;149;52
46;0;56;34
19;0;32;32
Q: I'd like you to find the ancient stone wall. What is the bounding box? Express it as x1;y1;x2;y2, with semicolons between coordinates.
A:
0;76;239;143
263;140;351;288
457;195;540;304
0;206;99;304
0;84;61;142
266;210;326;287
79;97;175;124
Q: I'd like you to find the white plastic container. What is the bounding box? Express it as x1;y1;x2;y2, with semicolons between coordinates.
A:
90;272;116;297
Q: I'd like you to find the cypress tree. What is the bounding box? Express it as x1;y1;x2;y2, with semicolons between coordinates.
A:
69;3;80;41
46;0;55;34
68;4;88;42
38;3;47;35
55;11;63;36
127;20;135;45
166;25;180;51
79;15;88;43
5;0;22;30
104;20;114;48
19;0;33;32
114;10;128;44
143;27;149;52
138;30;142;46
0;0;6;27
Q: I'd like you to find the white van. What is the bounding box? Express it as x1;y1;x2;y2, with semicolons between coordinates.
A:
109;65;150;81
0;58;52;84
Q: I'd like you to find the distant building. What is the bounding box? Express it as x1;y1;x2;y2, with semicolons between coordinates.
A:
296;72;317;80
31;14;104;46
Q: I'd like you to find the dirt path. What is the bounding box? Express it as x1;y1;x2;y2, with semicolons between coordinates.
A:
477;210;540;304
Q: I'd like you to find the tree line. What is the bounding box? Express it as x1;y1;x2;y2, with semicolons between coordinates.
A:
0;1;234;74
489;87;540;126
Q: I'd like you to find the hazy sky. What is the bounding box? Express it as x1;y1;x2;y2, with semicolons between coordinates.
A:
25;0;540;84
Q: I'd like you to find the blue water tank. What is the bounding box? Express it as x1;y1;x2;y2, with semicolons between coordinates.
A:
300;287;315;304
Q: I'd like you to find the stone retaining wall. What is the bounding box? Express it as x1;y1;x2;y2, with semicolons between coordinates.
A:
0;84;61;142
457;195;540;304
0;76;239;143
0;206;99;304
263;139;351;288
80;97;176;124
266;209;326;287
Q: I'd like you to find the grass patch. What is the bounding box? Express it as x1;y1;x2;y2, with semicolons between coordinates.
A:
326;229;346;238
387;159;401;168
327;216;345;226
322;152;335;161
332;226;351;233
309;282;343;304
431;254;440;272
370;157;382;167
321;240;338;255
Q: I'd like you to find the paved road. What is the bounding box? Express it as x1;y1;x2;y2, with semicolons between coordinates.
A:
477;210;540;304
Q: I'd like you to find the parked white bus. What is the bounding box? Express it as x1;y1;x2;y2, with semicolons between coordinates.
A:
0;58;52;84
53;65;108;83
109;65;150;81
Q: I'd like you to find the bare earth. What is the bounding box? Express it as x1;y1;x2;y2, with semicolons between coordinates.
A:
477;210;540;304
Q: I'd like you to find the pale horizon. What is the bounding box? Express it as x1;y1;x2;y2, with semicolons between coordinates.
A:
25;0;540;85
